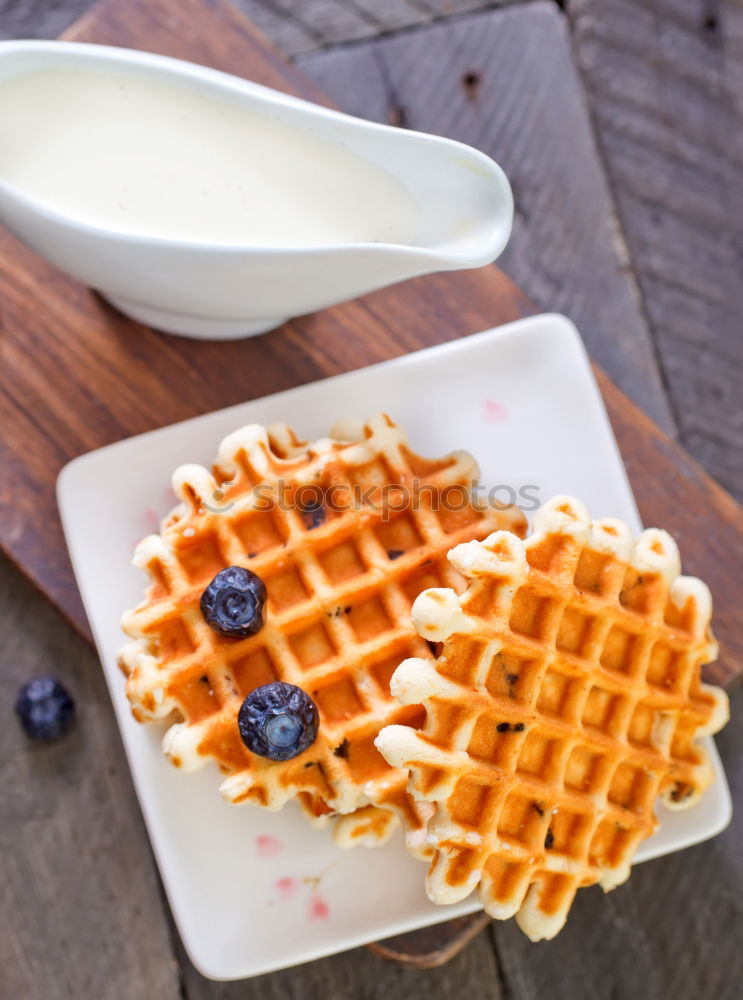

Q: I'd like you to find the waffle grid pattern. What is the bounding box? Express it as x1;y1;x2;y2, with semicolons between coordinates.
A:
119;414;525;847
377;496;728;939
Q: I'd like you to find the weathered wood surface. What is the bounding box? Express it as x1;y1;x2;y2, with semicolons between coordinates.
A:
298;1;676;431
0;0;89;39
595;366;743;689
4;0;741;686
0;0;509;54
0;0;709;635
367;912;491;968
176;905;503;998
3;238;742;685
569;0;743;502
3;0;741;502
0;258;530;636
3;546;741;999
0;0;741;997
232;1;512;55
0;561;182;1000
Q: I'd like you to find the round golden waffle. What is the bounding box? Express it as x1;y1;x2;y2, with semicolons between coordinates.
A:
376;495;729;938
119;414;525;851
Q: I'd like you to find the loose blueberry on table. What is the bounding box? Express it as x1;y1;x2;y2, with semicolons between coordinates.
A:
238;681;319;761
15;676;75;742
200;566;267;638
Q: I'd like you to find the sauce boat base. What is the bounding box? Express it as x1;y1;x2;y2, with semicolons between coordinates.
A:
104;294;286;339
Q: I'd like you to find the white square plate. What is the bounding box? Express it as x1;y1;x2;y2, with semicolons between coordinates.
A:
58;314;731;980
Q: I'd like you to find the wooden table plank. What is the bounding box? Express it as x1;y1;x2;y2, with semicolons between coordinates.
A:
6;0;740;504
3;242;741;688
0;558;182;1000
2;0;694;645
596;368;743;689
4;534;740;997
0;252;531;635
233;1;509;56
177;912;503;999
297;1;676;432
569;0;743;502
0;0;510;56
1;0;741;683
0;2;740;997
368;913;491;969
61;0;331;102
0;0;90;40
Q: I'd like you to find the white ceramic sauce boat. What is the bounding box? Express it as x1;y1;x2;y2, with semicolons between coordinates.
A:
0;40;513;340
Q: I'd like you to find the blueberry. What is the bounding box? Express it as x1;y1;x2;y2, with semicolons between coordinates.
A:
200;566;267;638
15;676;75;742
299;500;326;530
238;681;318;761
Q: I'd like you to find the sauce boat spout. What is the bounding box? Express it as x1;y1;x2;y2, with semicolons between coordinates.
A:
0;40;513;340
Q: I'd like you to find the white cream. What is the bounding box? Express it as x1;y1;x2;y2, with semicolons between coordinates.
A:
0;67;416;247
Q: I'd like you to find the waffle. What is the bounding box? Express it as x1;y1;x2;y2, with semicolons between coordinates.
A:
119;413;525;852
376;495;729;939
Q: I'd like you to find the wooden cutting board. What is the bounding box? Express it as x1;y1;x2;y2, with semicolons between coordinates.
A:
0;0;741;970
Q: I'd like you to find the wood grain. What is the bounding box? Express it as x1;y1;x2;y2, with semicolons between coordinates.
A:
0;0;512;55
0;1;738;671
6;0;733;685
0;0;740;994
297;1;676;431
5;527;741;997
0;0;662;639
61;0;331;103
601;370;743;688
569;0;743;502
231;0;509;56
0;0;91;39
0;558;182;1000
0;251;531;633
4;236;742;689
176;909;504;998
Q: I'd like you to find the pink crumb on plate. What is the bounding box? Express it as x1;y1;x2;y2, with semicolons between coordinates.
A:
255;834;283;859
308;893;330;921
141;507;160;534
275;877;299;901
129;508;161;549
484;399;508;422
